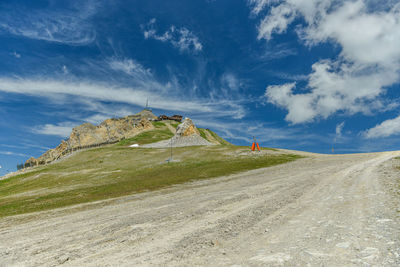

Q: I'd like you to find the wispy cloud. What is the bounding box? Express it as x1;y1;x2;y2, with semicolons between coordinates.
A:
220;73;242;91
12;51;21;58
266;70;308;81
248;0;279;15
62;66;69;74
0;1;98;45
108;58;151;77
29;102;145;137
335;122;345;139
261;47;297;60
193;117;323;148
142;18;202;53
0;78;208;113
0;151;29;157
0;75;246;119
334;121;345;145
0;143;49;151
0;49;250;139
32;122;77;138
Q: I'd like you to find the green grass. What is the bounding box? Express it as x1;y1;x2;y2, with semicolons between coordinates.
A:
117;129;174;146
394;157;400;171
208;129;231;145
151;121;166;128
198;128;208;141
0;144;302;218
170;122;180;128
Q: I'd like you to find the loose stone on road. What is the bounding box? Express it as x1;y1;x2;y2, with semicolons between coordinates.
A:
0;151;399;266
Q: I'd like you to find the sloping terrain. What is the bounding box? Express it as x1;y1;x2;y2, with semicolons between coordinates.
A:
24;110;157;167
143;118;215;148
0;124;296;218
0;151;399;266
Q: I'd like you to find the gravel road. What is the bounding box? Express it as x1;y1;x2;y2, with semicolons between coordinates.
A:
0;151;399;266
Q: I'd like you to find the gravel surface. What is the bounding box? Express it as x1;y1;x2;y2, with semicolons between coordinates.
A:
0;151;399;266
142;134;213;148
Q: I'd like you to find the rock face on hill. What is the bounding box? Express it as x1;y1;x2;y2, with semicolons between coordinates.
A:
67;117;152;148
143;117;213;148
176;118;200;136
26;110;156;166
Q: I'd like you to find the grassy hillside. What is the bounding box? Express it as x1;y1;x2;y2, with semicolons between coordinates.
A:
118;120;174;146
0;126;301;218
117;129;174;146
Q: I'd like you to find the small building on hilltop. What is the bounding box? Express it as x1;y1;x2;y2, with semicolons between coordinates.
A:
156;115;183;122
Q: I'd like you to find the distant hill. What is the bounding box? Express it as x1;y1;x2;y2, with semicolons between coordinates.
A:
0;138;296;218
24;110;229;167
0;109;302;219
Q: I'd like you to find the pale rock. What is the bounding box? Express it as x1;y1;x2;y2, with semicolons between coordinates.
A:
26;110;155;166
176;118;200;136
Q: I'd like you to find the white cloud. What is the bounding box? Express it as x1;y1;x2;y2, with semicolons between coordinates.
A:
221;73;241;91
0;151;29;157
194;116;326;149
248;0;279;15
0;1;97;45
195;118;296;143
32;122;76;138
142;19;202;53
257;2;296;40
301;1;400;68
0;54;248;139
31;108;136;138
267;71;307;81
266;82;316;124
336;121;345;137
12;51;21;58
333;121;345;144
108;58;151;77
266;59;397;123
253;0;400;124
0;77;246;120
0;78;204;113
260;44;297;60
363;115;400;138
62;65;69;74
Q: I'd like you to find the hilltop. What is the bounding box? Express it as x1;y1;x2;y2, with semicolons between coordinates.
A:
23;109;228;168
0;111;300;218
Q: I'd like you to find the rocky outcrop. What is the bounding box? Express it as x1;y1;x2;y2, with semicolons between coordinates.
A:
135;109;157;121
37;140;70;165
143;117;213;148
176;118;200;137
25;157;38;168
27;110;156;166
67;117;152;148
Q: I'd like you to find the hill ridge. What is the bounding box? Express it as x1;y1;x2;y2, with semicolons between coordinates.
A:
24;110;228;168
24;110;158;167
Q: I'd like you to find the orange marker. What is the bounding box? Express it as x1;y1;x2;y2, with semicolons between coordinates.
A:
252;136;261;151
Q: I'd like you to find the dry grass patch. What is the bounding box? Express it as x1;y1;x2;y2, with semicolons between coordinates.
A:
0;144;301;218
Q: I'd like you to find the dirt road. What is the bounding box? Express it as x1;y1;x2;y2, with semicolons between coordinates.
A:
1;151;399;266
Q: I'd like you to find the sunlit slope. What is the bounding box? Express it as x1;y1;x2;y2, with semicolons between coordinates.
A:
0;123;301;218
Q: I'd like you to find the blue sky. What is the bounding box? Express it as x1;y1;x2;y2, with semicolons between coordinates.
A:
1;0;400;175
